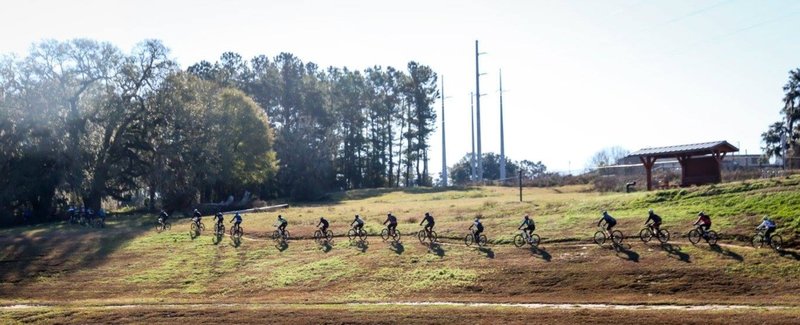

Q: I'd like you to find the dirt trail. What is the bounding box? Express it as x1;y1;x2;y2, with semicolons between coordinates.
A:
0;301;791;311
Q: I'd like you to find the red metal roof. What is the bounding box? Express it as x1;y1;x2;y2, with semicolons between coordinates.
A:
628;141;739;159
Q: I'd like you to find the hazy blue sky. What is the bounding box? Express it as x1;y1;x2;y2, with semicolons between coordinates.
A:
2;0;799;176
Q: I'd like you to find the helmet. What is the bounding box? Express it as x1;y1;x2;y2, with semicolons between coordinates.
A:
762;216;769;221
697;211;705;216
602;210;608;215
524;214;530;219
387;213;392;217
355;214;360;218
320;217;325;221
425;212;430;217
648;208;654;214
194;209;199;213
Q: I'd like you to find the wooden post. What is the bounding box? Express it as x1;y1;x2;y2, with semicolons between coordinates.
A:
677;155;690;187
519;170;523;202
640;156;657;191
712;151;726;182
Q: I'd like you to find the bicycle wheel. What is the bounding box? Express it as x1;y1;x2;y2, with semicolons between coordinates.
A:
217;224;225;236
271;230;281;241
513;234;525;248
325;230;333;242
234;226;243;238
593;231;606;246
751;234;764;248
657;229;670;243
165;222;171;230
770;235;783;251
418;230;426;243
314;230;322;243
688;229;701;245
191;222;200;233
464;233;474;246
391;229;400;242
348;229;357;242
284;230;290;241
155;223;162;232
706;231;718;245
200;222;205;231
430;231;438;243
639;228;652;243
358;229;367;241
478;235;488;247
529;233;541;247
380;228;390;241
611;230;624;245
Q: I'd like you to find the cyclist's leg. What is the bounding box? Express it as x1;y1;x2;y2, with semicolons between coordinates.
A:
765;227;775;243
388;223;396;235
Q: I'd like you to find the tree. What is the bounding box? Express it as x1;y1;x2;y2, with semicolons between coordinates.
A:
589;146;630;168
762;68;800;165
449;152;521;185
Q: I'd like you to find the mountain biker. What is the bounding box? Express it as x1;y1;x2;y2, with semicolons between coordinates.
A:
67;205;76;221
351;215;365;234
519;214;535;238
756;216;777;244
419;212;435;235
214;212;224;229
317;217;330;236
97;208;106;223
276;215;288;236
597;210;617;236
645;209;662;233
231;212;243;229
192;209;202;224
469;217;484;242
383;213;398;236
693;211;711;236
159;210;169;225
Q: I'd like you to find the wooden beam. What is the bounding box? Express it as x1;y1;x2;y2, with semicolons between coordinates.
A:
640;156;657;191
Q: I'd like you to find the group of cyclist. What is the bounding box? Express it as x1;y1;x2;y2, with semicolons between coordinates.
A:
160;207;781;246
598;209;779;244
67;205;107;226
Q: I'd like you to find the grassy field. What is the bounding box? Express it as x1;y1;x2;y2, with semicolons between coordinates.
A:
2;176;800;323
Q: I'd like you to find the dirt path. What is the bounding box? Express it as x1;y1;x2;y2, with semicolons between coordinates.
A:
0;301;792;311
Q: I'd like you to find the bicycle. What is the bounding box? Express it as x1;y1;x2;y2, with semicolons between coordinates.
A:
214;222;226;236
687;226;717;245
272;228;289;243
751;229;782;251
594;226;624;246
155;218;171;232
314;228;334;244
464;231;488;247
191;219;205;234
380;227;401;242
417;228;438;244
639;224;670;244
230;223;244;239
348;227;368;243
92;218;105;229
513;230;541;248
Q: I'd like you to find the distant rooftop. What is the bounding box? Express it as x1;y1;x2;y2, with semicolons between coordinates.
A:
628;141;739;159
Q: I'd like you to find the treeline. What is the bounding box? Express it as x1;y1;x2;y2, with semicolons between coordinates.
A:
0;39;440;224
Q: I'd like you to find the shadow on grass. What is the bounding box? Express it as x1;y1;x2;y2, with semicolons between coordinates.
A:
352;240;369;253
390;241;405;255
660;243;691;263
0;216;151;288
428;242;445;257
320;241;333;253
709;244;744;262
212;234;224;245
613;243;639;262
530;246;551;262
478;247;495;259
275;240;288;252
778;249;800;260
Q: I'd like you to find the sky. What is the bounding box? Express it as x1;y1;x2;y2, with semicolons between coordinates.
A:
2;0;799;177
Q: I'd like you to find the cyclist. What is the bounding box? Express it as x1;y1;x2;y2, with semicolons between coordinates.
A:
276;215;288;236
230;212;243;230
419;212;435;236
67;205;76;222
597;210;617;237
213;211;224;230
317;217;330;236
518;214;535;239
469;217;484;242
97;208;107;224
158;210;169;225
693;211;712;237
192;209;202;225
756;216;777;244
86;208;95;223
351;214;365;235
383;213;398;236
645;209;662;233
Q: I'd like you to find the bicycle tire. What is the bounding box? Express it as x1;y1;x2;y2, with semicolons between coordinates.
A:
706;231;718;245
392;229;401;242
478;235;488;247
464;233;474;246
529;233;541;247
688;229;701;245
430;231;437;243
165;222;171;230
771;235;783;251
200;222;205;231
639;228;652;243
593;231;606;246
272;230;281;241
348;229;357;242
216;224;225;236
418;230;426;243
284;230;291;241
191;223;199;233
657;229;670;243
751;234;764;248
314;230;322;243
611;230;624;245
358;229;367;241
155;223;162;232
513;234;525;248
325;230;333;242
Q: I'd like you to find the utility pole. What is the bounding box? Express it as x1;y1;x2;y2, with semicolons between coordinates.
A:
475;40;485;182
470;92;476;181
440;76;448;187
499;69;506;182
